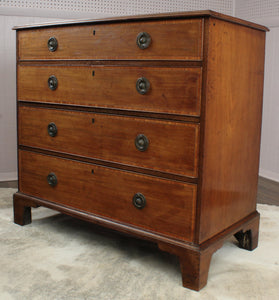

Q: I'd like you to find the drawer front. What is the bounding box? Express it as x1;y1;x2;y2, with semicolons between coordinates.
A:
18;106;199;177
19;150;197;241
18;19;203;61
18;65;202;116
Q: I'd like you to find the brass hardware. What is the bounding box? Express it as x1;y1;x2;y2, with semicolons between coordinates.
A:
47;37;58;52
47;172;57;187
136;77;150;95
48;75;58;90
135;134;149;152
136;32;151;49
133;193;146;209
47;122;57;137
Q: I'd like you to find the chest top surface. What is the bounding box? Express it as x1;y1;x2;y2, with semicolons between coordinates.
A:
13;10;268;31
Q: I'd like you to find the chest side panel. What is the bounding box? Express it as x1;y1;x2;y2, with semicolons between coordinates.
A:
198;18;266;243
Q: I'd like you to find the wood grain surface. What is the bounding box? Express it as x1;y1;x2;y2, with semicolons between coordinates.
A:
18;150;197;241
18;105;200;177
18;19;203;61
197;18;266;243
18;65;202;116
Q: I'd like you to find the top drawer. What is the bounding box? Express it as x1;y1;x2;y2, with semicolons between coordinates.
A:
18;19;203;61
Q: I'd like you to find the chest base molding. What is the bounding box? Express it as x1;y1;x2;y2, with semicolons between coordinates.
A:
13;191;259;291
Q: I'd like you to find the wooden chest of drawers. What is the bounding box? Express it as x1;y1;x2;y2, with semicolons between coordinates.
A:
13;11;268;290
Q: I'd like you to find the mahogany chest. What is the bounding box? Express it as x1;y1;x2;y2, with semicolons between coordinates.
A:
13;11;268;290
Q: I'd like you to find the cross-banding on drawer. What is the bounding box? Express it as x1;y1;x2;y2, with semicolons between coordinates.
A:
18;105;199;178
18;19;203;61
18;65;202;116
19;150;197;242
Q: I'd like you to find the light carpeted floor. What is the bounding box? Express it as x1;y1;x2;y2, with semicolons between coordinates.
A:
0;188;279;300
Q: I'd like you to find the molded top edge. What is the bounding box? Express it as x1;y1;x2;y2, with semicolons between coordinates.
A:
12;10;269;31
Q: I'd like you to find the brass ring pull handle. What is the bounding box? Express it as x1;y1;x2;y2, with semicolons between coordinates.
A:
47;172;58;187
136;77;150;95
135;134;149;152
133;193;146;209
47;122;57;137
136;32;151;49
48;75;58;90
48;37;58;52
